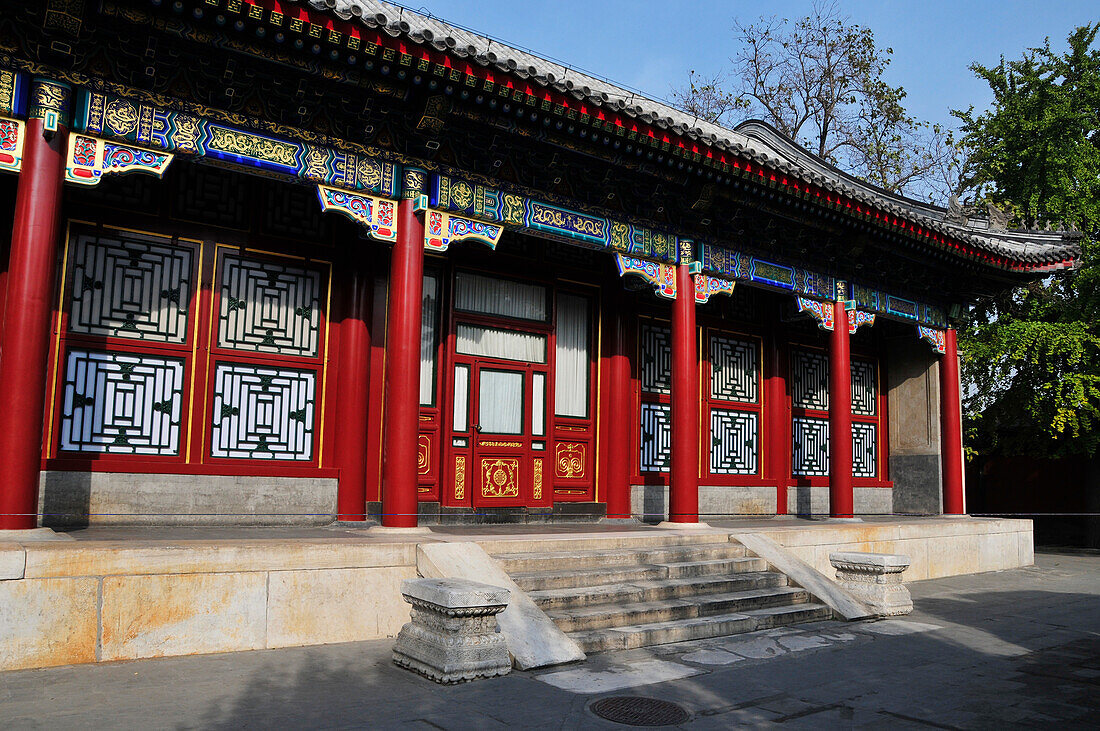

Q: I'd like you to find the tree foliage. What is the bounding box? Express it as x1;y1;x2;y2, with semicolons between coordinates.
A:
670;1;956;202
955;24;1100;459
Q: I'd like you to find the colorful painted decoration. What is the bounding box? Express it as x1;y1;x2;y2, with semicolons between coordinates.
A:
848;309;876;334
694;274;736;304
64;134;173;186
80;90;400;198
0;70;25;118
616;255;677;300
0;117;25;173
701;242;948;329
796;297;835;331
918;325;946;354
29;79;70;133
316;185;397;242
434;174;680;264
424;209;504;252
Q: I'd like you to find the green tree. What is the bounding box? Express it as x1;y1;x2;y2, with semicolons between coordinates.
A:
954;24;1100;459
670;2;956;201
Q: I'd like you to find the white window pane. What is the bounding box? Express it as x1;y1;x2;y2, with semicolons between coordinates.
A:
479;370;524;434
455;271;547;321
532;373;545;436
554;294;589;417
419;273;439;406
452;364;469;432
456;324;546;363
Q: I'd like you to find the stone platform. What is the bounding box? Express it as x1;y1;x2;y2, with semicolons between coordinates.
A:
0;516;1032;672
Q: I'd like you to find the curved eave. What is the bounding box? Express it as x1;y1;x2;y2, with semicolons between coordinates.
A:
263;1;1082;274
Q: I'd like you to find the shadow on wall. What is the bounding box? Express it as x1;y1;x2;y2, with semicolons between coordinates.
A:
39;471;92;528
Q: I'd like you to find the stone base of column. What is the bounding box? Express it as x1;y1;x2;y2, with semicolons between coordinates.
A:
392;578;512;684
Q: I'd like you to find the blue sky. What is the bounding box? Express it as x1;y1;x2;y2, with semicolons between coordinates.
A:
412;1;1098;130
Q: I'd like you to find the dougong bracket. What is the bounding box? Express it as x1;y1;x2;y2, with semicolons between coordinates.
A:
424;209;504;253
694;275;735;304
918;325;946;354
316;184;397;243
848;309;876;334
64;134;173;186
796;296;835;330
0;117;26;174
616;255;676;300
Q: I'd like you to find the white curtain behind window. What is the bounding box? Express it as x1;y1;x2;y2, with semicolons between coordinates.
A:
456;324;546;363
455;271;547;321
419;273;439;406
554;293;589;417
479;370;524;434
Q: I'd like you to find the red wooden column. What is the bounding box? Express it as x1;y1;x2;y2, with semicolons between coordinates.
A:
0;79;70;530
828;285;854;519
669;248;699;523
940;328;965;514
764;325;790;515
381;169;426;527
604;292;633;519
334;249;372;521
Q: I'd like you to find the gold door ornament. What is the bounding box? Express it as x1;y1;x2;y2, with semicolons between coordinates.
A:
417;435;431;475
454;456;466;500
533;458;544;500
481;458;519;498
555;443;586;479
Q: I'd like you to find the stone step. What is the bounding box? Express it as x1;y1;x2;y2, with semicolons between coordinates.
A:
478;531;738;556
658;556;768;579
528;571;789;611
510;556;768;592
569;603;834;654
547;586;809;633
493;543;747;573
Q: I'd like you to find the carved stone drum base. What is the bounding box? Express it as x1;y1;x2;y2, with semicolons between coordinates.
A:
392;578;512;684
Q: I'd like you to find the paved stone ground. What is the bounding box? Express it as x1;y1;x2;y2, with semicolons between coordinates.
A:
1;551;1097;729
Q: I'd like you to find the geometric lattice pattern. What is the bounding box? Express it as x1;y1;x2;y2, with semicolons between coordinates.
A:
791;349;829;410
640;402;671;472
640;323;672;394
209;362;316;460
852;422;878;478
792;416;830;476
58;349;185;455
850;360;877;416
217;255;323;357
710;409;758;475
710;335;758;403
67;230;193;343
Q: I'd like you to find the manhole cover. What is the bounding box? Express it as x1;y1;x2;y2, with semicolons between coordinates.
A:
589;696;690;726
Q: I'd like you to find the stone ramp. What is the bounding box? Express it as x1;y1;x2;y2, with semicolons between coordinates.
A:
487;533;832;654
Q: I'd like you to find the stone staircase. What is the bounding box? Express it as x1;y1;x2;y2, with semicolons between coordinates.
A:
490;532;833;654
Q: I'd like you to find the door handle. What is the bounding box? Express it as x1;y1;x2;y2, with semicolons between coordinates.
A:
472;424;482;433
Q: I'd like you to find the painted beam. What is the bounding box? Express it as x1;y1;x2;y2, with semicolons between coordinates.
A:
316;185;398;243
78;89;399;197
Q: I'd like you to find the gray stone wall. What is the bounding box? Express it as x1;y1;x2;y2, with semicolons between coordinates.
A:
886;337;944;514
631;485;779;522
38;472;338;526
786;486;893;516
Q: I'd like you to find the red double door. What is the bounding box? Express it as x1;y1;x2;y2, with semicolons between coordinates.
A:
453;353;550;509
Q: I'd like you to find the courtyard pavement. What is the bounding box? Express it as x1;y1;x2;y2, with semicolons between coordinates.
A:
1;551;1097;729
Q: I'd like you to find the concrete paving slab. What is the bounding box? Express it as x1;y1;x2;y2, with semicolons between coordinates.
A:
535;658;702;693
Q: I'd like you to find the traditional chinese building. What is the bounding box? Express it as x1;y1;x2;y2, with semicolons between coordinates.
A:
0;0;1080;530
